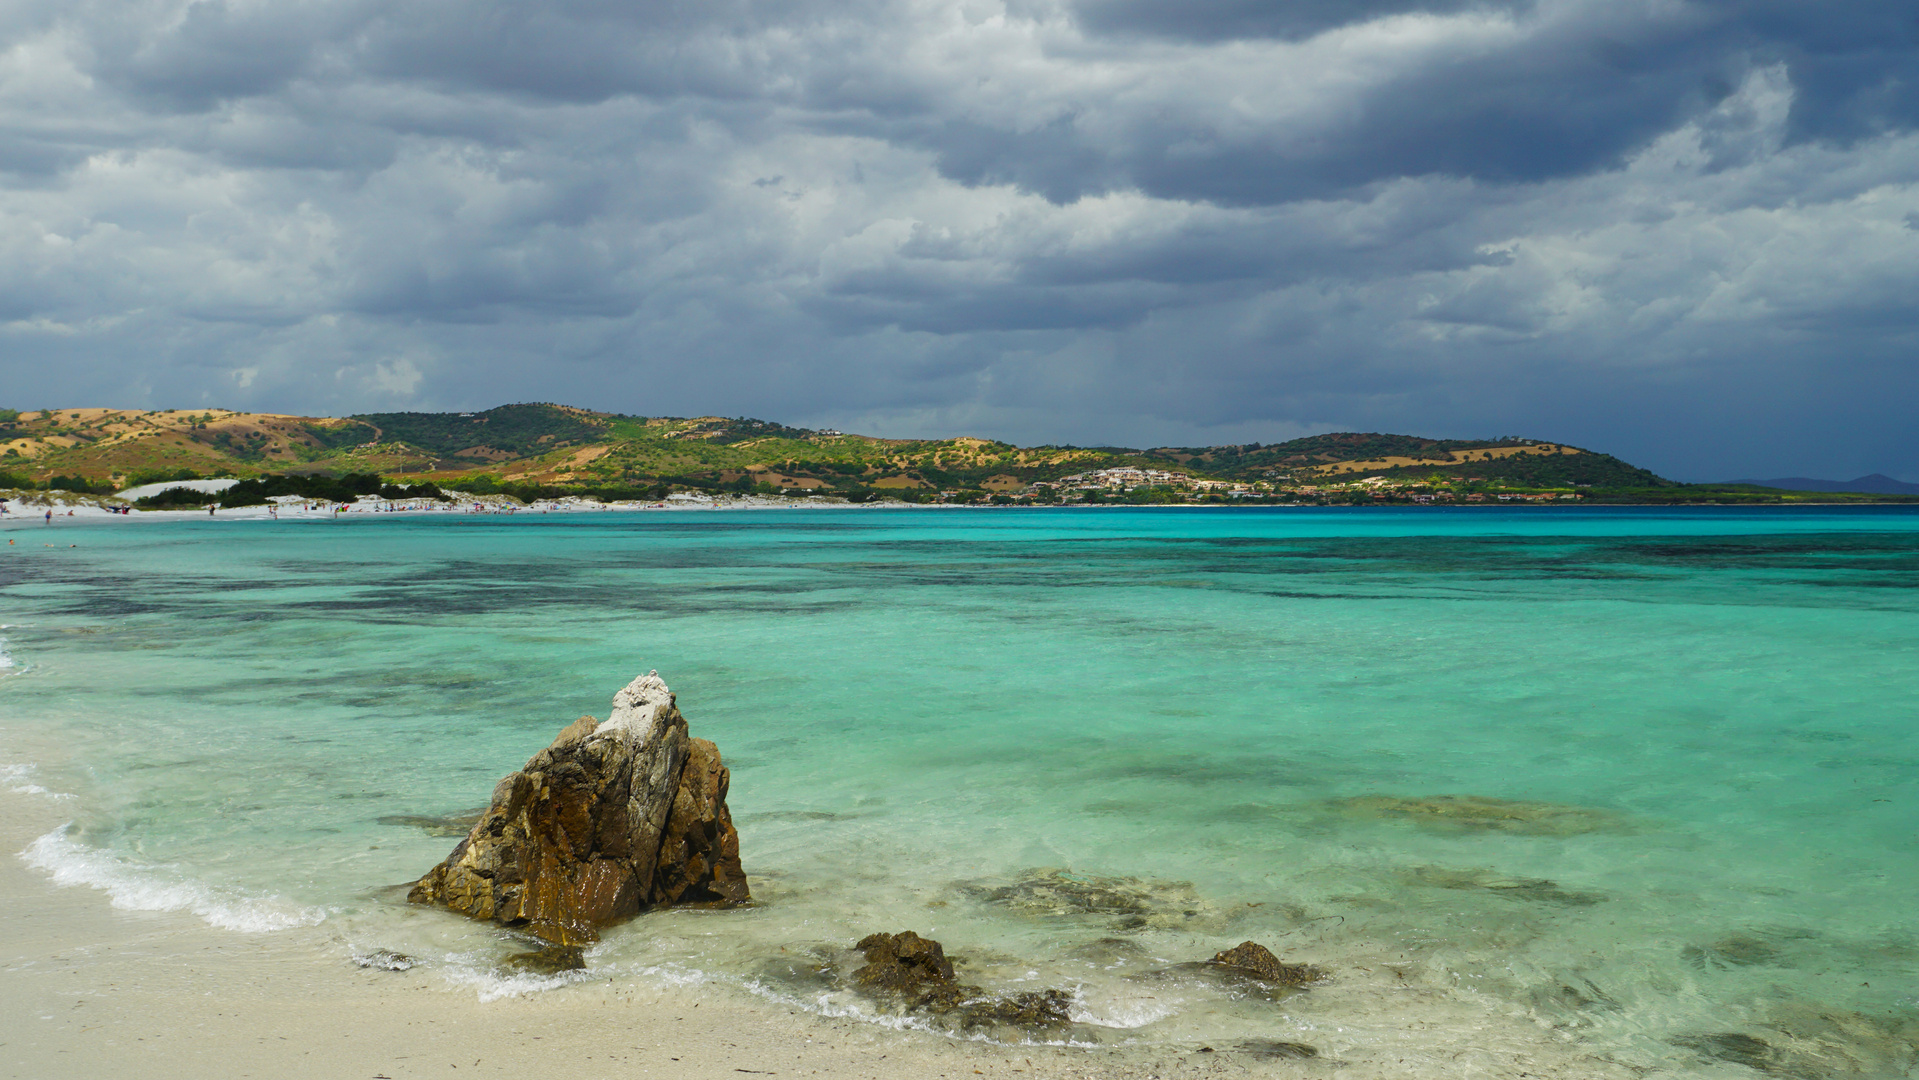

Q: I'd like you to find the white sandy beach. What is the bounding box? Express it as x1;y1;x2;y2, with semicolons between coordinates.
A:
3;790;1263;1080
0;490;921;528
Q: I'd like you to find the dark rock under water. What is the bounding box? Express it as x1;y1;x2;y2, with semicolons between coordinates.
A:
1673;1032;1780;1072
1329;794;1632;836
1234;1039;1319;1060
1208;940;1324;985
1683;933;1785;969
955;867;1231;931
1404;865;1607;906
1135;940;1328;1004
503;943;588;974
375;809;487;837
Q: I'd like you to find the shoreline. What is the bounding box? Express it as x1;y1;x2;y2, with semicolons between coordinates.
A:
0;493;941;526
0;791;1241;1080
3;497;1916;530
2;775;1665;1080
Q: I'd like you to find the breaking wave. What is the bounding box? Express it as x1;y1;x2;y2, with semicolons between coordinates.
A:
21;824;328;933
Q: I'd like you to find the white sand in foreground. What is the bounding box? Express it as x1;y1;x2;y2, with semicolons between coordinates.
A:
0;797;1272;1080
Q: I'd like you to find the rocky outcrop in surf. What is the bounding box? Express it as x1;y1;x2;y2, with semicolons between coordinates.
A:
1207;941;1323;986
407;671;748;945
850;931;1073;1032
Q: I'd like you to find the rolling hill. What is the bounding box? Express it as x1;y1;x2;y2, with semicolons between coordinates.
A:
0;403;1675;498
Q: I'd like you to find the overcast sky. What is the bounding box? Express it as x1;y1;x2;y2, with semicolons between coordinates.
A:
3;0;1916;478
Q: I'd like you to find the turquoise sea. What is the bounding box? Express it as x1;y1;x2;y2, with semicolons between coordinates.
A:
3;506;1916;1073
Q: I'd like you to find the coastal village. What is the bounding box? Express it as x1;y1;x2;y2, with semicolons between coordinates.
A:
1004;467;1584;505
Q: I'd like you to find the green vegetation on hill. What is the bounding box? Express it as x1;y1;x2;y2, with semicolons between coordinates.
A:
1360;451;1670;488
1151;432;1673;488
353;404;603;461
1161;432;1508;470
2;402;1910;505
301;420;379;450
135;474;447;508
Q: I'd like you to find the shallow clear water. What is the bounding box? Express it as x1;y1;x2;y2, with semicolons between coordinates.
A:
4;507;1917;1072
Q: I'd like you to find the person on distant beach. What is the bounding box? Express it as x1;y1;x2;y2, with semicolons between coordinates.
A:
44;509;51;523
208;506;214;516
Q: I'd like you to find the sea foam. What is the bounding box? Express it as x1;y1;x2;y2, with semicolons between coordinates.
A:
440;951;606;1002
22;824;328;933
2;762;75;800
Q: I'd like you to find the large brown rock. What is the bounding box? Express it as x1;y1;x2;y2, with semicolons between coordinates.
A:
407;672;748;944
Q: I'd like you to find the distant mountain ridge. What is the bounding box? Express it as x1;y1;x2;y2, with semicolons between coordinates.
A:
1734;474;1919;495
0;403;1670;494
7;404;1908;504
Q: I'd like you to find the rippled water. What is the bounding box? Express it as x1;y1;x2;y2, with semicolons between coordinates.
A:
3;507;1917;1073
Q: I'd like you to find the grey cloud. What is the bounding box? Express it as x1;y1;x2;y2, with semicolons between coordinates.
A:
89;0;348;110
1;0;1916;480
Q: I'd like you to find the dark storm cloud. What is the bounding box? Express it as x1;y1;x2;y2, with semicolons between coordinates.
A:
1;0;1917;479
902;0;1919;206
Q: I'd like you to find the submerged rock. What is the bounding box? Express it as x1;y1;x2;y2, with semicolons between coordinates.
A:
1673;1006;1919;1078
1528;976;1621;1022
376;809;488;837
1135;941;1326;1003
1064;936;1151;967
1235;1040;1319;1060
503;943;588;974
407;672;748;945
1208;941;1324;986
757;945;842;992
1763;1001;1919;1077
1331;794;1630;836
849;931;1073;1032
353;949;418;971
969;989;1075;1029
1674;1032;1781;1072
1404;865;1606;906
1684;933;1784;970
957;867;1219;930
